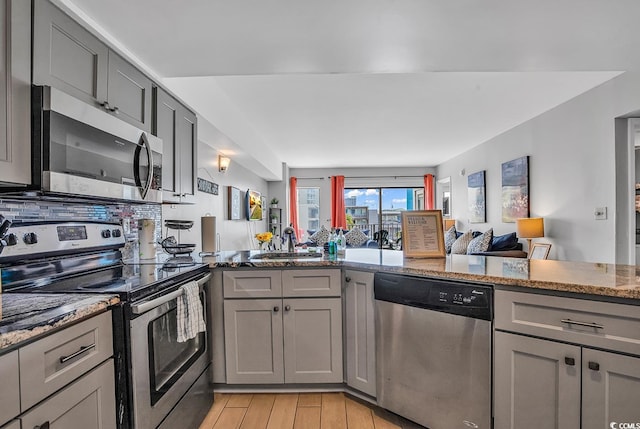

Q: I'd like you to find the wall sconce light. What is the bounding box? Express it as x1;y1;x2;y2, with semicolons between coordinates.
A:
218;155;231;173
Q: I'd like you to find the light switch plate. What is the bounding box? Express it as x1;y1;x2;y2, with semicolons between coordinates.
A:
595;207;607;220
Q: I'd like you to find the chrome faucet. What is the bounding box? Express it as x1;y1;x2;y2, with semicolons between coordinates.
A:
283;226;295;252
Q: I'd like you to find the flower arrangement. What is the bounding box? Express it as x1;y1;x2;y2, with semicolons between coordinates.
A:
255;232;273;250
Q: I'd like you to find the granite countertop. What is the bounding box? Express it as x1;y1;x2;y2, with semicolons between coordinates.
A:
203;249;640;301
0;293;120;352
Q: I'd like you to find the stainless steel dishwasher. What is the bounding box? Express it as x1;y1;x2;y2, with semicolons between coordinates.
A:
375;272;493;429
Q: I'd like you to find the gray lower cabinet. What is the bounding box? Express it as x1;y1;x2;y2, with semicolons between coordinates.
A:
343;270;376;397
20;359;116;429
494;331;581;429
0;0;31;186
154;87;197;204
33;0;152;131
0;351;19;427
494;290;640;429
223;268;343;385
1;420;19;429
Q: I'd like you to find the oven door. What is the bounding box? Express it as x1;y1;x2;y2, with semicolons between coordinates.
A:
129;273;211;429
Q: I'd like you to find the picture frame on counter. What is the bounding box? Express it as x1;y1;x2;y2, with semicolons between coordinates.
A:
529;243;551;260
401;210;446;258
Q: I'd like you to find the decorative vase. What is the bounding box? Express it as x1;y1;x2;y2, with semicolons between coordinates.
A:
260;241;269;252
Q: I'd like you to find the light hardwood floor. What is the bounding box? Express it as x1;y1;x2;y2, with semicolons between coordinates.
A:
198;392;425;429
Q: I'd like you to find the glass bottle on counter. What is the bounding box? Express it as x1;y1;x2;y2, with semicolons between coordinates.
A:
337;229;346;256
328;228;337;255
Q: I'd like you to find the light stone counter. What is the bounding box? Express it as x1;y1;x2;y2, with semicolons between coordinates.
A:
203;249;640;301
0;293;120;352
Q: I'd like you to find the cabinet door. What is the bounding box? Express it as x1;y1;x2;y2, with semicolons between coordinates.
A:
154;87;179;203
177;106;197;203
20;359;116;429
282;269;341;297
494;331;581;429
1;420;19;429
223;299;284;384
283;298;343;383
107;51;152;131
33;0;108;105
0;0;31;186
344;270;376;397
0;350;19;427
582;349;640;429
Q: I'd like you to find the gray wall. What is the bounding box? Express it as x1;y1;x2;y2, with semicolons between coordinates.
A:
437;71;640;263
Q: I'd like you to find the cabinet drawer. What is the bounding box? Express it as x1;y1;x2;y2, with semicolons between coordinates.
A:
495;290;640;356
0;351;19;426
223;270;282;298
20;359;116;429
19;311;113;410
282;269;341;297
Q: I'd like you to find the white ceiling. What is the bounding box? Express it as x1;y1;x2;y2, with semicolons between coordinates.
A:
62;0;640;178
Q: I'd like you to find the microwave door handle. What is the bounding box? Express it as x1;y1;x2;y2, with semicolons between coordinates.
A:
137;133;153;200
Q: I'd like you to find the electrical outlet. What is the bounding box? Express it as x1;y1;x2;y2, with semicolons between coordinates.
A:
594;207;607;220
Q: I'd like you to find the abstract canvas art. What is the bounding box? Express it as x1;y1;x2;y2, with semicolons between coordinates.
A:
501;156;529;222
468;170;486;223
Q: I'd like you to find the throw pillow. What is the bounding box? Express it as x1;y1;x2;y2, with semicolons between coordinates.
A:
491;232;519;251
467;228;494;254
444;226;458;254
451;230;474;254
309;225;330;245
345;228;369;247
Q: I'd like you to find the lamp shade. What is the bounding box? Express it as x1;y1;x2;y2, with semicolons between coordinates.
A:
516;217;544;239
443;219;456;230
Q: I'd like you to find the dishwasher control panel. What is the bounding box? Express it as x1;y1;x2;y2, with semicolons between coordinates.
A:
435;287;489;308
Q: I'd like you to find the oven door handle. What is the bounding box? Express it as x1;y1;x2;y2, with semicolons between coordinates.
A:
131;273;211;315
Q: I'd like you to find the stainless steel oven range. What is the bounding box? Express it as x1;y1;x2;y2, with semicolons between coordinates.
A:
0;221;213;429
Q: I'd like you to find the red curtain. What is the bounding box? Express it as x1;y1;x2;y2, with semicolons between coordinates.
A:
424;174;435;210
330;175;346;229
289;176;302;240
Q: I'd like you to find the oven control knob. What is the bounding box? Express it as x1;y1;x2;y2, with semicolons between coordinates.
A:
5;233;17;246
101;229;112;239
23;232;38;245
111;229;121;238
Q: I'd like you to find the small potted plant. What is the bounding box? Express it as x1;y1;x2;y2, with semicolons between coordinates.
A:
270;197;279;208
270;213;279;224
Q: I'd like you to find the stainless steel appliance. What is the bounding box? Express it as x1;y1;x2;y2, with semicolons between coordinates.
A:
25;86;163;203
0;221;213;429
374;272;493;429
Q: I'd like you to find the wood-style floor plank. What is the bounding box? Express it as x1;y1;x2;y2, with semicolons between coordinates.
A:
298;392;322;407
265;393;298;429
212;408;247;429
239;394;276;429
294;406;321;429
371;411;403;429
226;393;254;408
345;397;375;429
320;392;347;429
199;393;231;429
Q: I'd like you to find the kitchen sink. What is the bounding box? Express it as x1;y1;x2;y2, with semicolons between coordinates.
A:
250;252;323;259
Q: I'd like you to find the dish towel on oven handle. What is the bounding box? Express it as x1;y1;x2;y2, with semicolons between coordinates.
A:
176;280;206;343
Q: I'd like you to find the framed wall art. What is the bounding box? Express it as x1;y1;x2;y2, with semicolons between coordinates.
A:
468;170;486;223
501;156;529;222
401;210;446;258
228;186;244;220
246;189;262;221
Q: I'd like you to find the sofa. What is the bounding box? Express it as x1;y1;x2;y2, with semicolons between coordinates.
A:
446;227;527;258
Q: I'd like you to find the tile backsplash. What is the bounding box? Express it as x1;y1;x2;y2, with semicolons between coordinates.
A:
0;198;162;258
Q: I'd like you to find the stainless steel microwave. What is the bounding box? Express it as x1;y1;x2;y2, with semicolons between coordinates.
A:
31;85;162;203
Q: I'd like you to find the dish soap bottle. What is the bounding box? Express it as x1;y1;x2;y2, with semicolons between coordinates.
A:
328;228;337;255
336;229;346;256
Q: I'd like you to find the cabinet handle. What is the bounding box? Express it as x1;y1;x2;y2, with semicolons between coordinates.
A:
285;305;291;311
345;277;351;282
588;361;600;371
560;319;604;329
59;344;96;364
100;101;110;110
564;357;575;366
110;106;119;114
35;421;50;429
273;306;279;312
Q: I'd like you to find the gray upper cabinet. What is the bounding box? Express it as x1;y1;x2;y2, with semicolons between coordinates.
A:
33;0;152;131
154;87;197;203
0;0;31;186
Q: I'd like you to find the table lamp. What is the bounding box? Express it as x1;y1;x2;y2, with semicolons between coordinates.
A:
516;217;544;252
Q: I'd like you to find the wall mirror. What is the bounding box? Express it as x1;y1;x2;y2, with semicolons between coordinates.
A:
437;176;451;217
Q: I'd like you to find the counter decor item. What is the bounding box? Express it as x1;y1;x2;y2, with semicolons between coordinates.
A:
401;210;446;258
138;218;156;259
162;219;195;256
200;215;217;255
255;232;273;251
